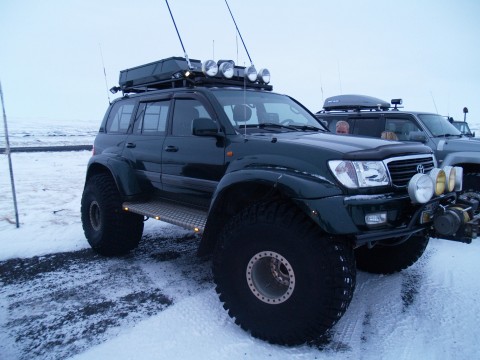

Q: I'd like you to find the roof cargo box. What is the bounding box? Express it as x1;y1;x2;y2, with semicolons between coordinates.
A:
119;57;202;89
323;95;390;111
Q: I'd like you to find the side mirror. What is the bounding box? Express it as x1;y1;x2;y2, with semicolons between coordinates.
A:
192;118;222;137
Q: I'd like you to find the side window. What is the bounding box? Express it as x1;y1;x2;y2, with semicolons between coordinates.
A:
351;117;383;137
385;118;422;141
172;99;212;136
106;101;135;134
134;100;170;134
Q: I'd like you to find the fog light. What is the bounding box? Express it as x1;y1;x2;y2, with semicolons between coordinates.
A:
454;166;463;191
429;168;446;196
408;173;434;203
442;166;456;192
365;212;387;225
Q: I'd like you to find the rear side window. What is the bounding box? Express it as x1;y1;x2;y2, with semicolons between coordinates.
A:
105;101;135;134
134;101;170;134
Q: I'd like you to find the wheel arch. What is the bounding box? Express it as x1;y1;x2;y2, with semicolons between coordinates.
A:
197;169;341;256
85;156;142;198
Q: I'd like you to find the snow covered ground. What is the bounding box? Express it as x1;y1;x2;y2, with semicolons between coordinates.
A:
1;118;480;359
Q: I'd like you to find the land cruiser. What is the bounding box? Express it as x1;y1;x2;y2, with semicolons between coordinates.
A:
81;58;479;345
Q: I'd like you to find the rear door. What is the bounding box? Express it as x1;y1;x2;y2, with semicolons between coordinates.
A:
122;94;171;191
161;92;226;208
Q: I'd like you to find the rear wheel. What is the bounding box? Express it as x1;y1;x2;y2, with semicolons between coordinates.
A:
355;234;429;274
213;201;356;345
81;173;144;256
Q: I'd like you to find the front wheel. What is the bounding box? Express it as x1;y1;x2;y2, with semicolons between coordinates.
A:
213;202;356;345
81;173;144;256
355;234;429;274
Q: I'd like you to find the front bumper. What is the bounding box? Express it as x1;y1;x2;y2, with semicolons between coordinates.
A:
299;192;479;246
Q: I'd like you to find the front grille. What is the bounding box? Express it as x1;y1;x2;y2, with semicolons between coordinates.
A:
386;155;435;187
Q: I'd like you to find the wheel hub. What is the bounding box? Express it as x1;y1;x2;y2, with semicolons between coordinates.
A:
89;201;101;231
246;251;295;304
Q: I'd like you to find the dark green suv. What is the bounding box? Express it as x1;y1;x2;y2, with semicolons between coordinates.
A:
81;58;479;345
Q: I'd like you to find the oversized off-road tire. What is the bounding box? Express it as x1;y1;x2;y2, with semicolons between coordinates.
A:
462;172;480;201
355;234;429;275
213;201;356;345
81;173;144;256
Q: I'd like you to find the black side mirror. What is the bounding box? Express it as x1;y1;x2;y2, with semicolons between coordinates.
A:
192;118;222;137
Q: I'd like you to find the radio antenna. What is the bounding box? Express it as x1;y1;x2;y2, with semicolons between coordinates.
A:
98;43;111;104
225;0;253;66
165;0;193;69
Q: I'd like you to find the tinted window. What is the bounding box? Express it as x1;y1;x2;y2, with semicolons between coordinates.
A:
106;101;135;134
172;99;211;136
385;117;423;141
418;114;461;137
134;101;170;134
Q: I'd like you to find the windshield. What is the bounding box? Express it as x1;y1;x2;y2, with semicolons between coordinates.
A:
419;114;462;137
212;89;325;132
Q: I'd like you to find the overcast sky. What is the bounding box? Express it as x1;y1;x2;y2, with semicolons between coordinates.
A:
1;0;479;124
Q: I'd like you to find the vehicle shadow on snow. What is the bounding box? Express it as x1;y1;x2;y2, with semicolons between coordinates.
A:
0;229;212;360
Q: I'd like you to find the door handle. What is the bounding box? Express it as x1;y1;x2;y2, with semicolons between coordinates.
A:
165;145;179;152
126;142;136;148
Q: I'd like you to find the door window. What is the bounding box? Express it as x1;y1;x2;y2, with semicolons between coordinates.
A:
105;101;135;134
172;99;212;136
134;101;170;134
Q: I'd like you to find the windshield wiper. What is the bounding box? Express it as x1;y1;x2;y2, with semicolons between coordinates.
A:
259;122;298;131
292;125;325;132
435;133;461;138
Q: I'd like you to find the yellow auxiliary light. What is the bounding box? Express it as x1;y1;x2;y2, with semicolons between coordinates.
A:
442;166;456;192
429;168;446;196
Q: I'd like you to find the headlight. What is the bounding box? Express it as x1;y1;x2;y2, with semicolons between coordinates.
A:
408;173;434;203
202;60;218;77
245;65;257;82
328;160;390;188
429;168;446;195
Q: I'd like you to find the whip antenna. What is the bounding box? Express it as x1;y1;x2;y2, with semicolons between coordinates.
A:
225;0;253;66
99;44;111;104
165;0;193;69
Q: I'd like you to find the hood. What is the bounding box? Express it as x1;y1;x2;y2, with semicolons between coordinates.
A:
256;132;433;160
439;136;480;151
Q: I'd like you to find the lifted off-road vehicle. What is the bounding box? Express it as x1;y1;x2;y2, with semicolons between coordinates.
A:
316;94;480;201
81;58;479;345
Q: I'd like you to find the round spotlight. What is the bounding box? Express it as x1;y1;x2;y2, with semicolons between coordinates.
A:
442;166;456;192
408;173;434;204
429;168;446;196
245;65;257;82
454;166;463;191
257;68;270;84
202;60;218;77
219;61;234;79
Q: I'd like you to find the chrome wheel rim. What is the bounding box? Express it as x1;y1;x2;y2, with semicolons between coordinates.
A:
246;251;295;304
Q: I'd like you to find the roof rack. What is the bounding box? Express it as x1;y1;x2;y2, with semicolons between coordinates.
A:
110;57;273;94
321;95;391;112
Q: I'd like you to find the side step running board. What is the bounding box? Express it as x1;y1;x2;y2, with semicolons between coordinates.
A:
122;199;208;233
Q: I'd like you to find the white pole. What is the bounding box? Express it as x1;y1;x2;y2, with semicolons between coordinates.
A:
0;81;20;228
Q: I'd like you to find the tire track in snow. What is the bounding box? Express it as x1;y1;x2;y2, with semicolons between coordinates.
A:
0;227;212;360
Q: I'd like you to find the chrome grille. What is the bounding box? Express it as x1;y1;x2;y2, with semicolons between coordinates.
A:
385;155;435;187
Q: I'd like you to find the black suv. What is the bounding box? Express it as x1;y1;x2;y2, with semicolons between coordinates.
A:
81;58;479;345
316;94;480;201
